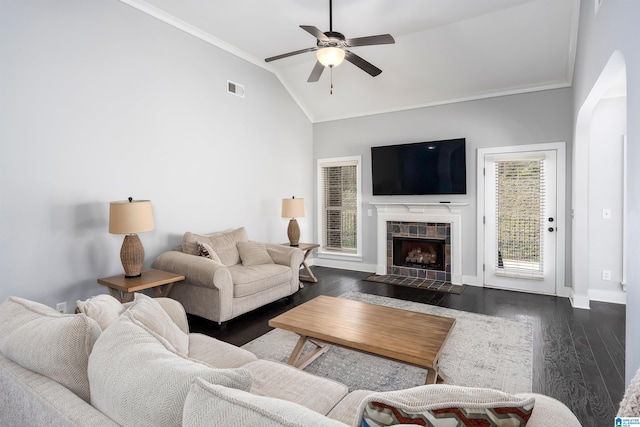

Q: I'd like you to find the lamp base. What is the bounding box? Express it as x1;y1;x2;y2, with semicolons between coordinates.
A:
287;219;300;246
120;234;144;278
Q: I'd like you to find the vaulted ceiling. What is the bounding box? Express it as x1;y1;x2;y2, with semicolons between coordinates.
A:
123;0;580;123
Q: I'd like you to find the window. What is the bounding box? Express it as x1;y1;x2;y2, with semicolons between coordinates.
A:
317;156;361;259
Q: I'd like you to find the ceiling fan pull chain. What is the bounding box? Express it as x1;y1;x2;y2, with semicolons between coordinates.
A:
330;65;334;95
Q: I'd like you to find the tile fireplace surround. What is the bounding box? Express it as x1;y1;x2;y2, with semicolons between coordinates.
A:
371;203;467;285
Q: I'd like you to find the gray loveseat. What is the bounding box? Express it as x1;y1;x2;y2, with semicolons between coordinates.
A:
0;293;584;426
153;227;303;324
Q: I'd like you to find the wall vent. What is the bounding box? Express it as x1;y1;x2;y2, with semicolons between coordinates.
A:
227;80;245;98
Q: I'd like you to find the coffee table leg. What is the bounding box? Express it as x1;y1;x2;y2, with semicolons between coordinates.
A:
286;335;330;370
425;362;449;384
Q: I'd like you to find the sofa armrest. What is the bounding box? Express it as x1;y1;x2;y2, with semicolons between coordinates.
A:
153;250;233;293
266;244;304;269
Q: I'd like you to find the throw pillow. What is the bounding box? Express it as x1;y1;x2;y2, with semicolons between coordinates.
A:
196;241;222;263
76;294;125;331
182;227;248;266
357;385;535;427
182;377;348;427
237;241;275;267
88;314;252;427
126;293;190;357
0;296;101;403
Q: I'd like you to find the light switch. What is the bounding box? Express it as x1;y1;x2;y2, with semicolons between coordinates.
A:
602;209;612;219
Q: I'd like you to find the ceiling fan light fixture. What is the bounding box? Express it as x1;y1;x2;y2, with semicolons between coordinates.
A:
316;47;345;67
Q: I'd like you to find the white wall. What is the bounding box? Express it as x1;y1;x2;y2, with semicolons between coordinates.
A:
588;97;626;303
570;0;640;384
313;89;573;284
0;0;312;310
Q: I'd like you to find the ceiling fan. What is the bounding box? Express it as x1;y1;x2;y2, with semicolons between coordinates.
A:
264;0;395;83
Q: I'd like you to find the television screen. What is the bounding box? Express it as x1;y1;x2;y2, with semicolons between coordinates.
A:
371;138;466;195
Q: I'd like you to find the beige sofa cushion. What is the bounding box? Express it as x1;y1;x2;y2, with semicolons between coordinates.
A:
76;294;125;331
243;359;349;416
127;293;189;357
88;313;252;427
238;241;275;267
0;296;101;403
188;333;258;368
182;227;248;266
230;264;292;297
183;377;349;427
356;385;535;427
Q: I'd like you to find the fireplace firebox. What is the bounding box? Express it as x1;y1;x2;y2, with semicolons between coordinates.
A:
393;237;445;271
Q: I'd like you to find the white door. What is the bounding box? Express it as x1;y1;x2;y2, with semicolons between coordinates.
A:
484;150;557;294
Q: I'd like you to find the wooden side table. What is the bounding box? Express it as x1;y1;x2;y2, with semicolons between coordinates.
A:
97;269;185;303
283;242;320;284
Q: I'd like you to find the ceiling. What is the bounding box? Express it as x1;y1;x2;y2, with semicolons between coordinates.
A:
122;0;580;123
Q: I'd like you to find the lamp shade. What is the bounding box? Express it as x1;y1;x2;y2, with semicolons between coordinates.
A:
281;198;306;219
109;199;155;234
316;47;345;67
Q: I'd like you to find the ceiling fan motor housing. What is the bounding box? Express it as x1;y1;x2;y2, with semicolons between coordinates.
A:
319;31;347;48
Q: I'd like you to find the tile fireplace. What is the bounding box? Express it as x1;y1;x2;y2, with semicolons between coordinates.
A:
371;202;467;285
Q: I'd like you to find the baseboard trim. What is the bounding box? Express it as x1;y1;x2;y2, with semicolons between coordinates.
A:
588;288;626;305
311;258;377;273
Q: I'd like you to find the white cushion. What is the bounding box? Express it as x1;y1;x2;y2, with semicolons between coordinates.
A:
127;293;189;357
357;384;535;427
237;241;275;267
0;296;101;403
88;314;252;427
182;377;348;427
76;294;125;331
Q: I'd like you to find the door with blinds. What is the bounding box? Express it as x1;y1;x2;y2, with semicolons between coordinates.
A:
484;150;557;294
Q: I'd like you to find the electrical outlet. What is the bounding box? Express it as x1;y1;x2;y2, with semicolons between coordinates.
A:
56;302;67;314
602;270;612;281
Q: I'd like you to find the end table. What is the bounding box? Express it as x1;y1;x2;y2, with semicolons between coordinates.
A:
97;269;185;303
283;242;320;285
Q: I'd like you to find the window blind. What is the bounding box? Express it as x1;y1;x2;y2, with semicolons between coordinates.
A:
494;159;545;278
321;162;357;253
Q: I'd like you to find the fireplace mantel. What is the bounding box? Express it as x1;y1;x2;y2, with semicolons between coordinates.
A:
370;202;468;284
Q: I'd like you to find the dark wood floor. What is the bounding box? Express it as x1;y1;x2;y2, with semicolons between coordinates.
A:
188;266;626;427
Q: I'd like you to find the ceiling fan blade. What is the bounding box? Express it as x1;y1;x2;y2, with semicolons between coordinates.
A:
344;50;382;77
300;25;329;41
307;61;325;82
265;47;318;63
345;34;395;47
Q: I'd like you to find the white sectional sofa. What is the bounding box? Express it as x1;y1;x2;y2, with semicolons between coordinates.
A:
0;293;583;427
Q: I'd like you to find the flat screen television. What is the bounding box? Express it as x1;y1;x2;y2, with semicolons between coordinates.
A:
371;138;466;195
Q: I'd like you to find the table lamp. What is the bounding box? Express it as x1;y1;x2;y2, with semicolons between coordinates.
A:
109;197;155;278
281;196;306;247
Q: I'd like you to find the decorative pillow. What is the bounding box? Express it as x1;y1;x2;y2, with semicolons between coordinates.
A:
76;294;125;331
0;296;101;403
182;377;348;427
182;227;248;266
237;241;275;267
357;385;535;427
196;241;222;263
126;293;189;357
88;314;252;427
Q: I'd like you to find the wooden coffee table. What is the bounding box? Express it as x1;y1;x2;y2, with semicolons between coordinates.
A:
268;295;456;384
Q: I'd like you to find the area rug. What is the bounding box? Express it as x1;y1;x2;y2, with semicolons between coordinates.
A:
363;274;465;294
242;292;532;394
